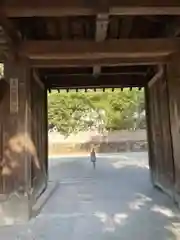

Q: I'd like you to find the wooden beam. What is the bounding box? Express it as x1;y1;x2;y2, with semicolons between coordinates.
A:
3;0;180;17
110;0;180;15
21;39;179;61
0;9;21;47
41;65;148;75
31;55;170;68
148;65;163;87
44;73;147;89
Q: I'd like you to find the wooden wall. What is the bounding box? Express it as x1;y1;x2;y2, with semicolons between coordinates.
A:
0;59;48;204
1;56;180;220
0;59;48;223
0;59;31;196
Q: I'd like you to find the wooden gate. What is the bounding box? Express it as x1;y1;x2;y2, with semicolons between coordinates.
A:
146;67;175;197
30;72;48;200
167;62;180;205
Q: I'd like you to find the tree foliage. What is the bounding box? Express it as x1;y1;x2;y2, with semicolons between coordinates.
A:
48;89;145;136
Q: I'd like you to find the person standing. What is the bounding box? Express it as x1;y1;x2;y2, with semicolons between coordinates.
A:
90;148;96;169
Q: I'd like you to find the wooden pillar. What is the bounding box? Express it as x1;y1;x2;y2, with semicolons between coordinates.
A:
0;57;32;224
0;58;48;225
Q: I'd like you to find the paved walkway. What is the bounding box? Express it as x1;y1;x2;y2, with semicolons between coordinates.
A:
1;152;180;239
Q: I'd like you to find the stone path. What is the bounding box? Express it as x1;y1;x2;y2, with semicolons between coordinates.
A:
1;152;180;239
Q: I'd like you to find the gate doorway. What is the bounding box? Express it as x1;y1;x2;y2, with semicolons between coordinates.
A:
1;4;180;233
0;63;178;225
47;87;148;180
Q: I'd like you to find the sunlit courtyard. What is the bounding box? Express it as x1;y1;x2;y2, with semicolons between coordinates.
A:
1;152;180;239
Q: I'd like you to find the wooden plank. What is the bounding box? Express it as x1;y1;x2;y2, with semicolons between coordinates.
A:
21;39;179;60
31;55;170;67
3;0;180;16
44;74;147;88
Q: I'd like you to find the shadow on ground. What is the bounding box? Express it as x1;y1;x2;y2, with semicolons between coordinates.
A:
0;152;180;239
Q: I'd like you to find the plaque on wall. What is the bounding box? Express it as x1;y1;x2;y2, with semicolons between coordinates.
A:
10;78;18;114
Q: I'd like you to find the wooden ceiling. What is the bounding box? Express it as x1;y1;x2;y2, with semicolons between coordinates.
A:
1;0;180;89
11;16;175;40
40;65;153;89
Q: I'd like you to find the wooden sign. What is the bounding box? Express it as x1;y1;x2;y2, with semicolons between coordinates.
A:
10;78;18;114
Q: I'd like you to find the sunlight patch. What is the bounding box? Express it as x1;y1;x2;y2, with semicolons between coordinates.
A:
112;160;149;169
165;224;180;237
129;193;152;210
94;211;107;223
4;217;14;225
114;213;128;225
94;211;128;232
151;205;175;218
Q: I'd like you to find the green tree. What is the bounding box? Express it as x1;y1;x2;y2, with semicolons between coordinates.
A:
48;91;99;136
48;89;145;136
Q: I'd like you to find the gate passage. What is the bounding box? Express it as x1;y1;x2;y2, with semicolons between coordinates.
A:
0;0;180;224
